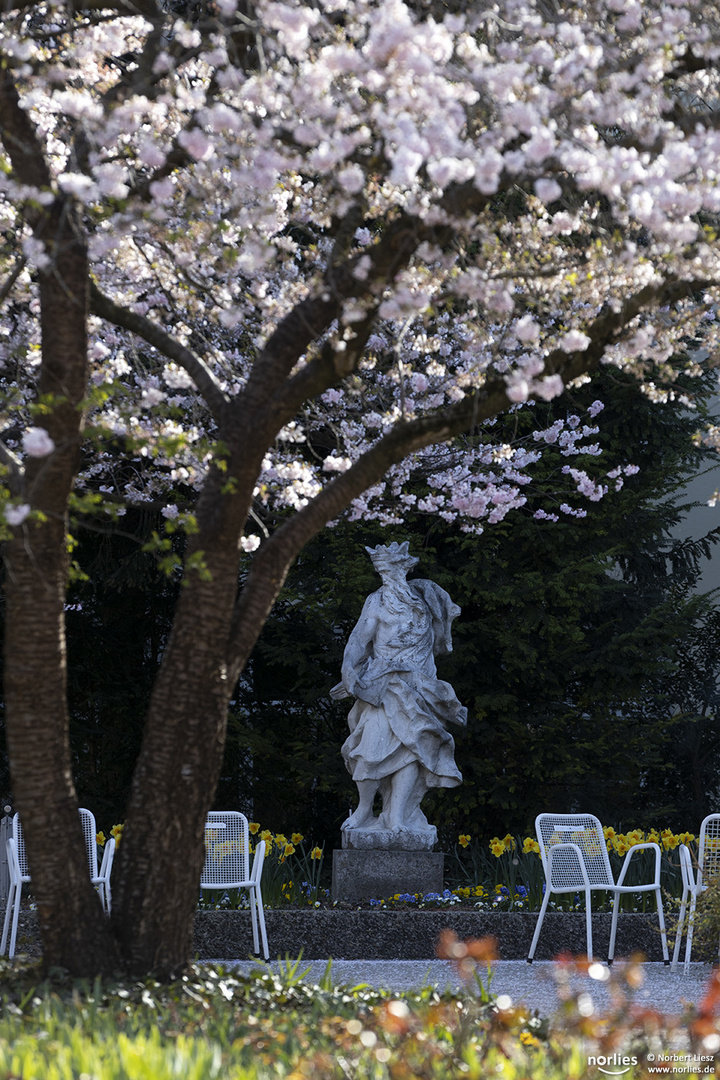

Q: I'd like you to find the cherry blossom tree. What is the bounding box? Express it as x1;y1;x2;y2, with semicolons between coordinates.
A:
2;0;720;975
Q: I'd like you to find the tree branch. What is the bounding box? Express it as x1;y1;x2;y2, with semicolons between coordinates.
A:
224;272;720;680
89;282;231;422
0;440;23;494
1;0;159;15
0;253;26;308
241;175;518;411
0;67;52;194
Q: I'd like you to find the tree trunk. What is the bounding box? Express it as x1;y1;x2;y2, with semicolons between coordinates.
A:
110;450;259;975
3;197;118;973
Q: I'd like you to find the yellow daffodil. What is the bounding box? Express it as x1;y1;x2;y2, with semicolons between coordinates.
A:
522;837;540;855
310;846;323;860
603;826;616;840
458;834;471;848
662;834;679;850
110;824;124;845
249;822;260;834
260;830;273;844
291;832;304;845
274;833;288;848
503;834;516;851
490;838;506;857
679;832;696;845
96;831;106;847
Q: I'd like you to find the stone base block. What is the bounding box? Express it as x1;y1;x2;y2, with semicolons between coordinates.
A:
331;848;444;902
342;825;437;851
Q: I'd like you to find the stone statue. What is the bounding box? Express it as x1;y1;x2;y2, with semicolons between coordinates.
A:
330;541;467;851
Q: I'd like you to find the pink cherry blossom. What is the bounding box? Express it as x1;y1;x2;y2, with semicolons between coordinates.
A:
22;427;55;457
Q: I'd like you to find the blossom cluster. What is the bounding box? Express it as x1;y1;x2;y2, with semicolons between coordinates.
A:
2;0;720;539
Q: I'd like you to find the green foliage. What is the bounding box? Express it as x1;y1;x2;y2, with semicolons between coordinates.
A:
0;955;714;1079
62;509;181;824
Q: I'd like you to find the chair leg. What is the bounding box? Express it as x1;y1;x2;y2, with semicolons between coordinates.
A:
252;883;269;961
672;889;689;971
527;888;551;962
609;892;620;964
0;879;16;956
584;888;593;961
684;894;698;974
249;892;260;955
655;888;669;964
9;882;22;959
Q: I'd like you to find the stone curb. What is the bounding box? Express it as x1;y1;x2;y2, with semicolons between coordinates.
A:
6;908;674;963
193;909;673;962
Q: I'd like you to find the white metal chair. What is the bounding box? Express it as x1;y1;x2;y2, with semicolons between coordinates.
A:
201;811;269;959
671;814;720;973
527;813;669;964
1;809;115;959
78;808;114;914
96;838;116;914
671;844;704;973
1;832;29;959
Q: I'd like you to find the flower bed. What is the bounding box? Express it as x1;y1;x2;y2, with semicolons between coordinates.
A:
191;823;693;914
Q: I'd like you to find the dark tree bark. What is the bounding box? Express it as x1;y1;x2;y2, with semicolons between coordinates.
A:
3;195;119;972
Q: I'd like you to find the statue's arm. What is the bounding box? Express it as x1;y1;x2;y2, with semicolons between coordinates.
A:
340;595;380;697
412;580;460;655
329;595;380;701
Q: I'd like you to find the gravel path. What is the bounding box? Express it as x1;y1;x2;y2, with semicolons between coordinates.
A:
207;958;712;1017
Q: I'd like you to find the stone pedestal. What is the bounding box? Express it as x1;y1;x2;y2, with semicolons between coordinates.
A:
342;824;437;851
331;848;445;902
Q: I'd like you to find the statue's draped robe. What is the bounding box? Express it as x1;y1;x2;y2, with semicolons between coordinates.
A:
340;579;467;811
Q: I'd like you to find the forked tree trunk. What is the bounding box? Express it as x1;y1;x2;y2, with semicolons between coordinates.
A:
108;429;277;974
109;557;241;975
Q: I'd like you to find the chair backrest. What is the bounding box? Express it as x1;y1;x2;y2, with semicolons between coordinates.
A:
11;814;29;879
99;836;115;881
698;814;720;884
6;837;28;888
13;809;100;880
678;843;696;894
78;808;99;879
535;813;614;889
201;811;250;889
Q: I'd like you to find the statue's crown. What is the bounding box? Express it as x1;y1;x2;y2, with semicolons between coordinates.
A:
365;541;418;571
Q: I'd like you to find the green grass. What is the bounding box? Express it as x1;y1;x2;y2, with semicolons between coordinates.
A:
0;952;715;1079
